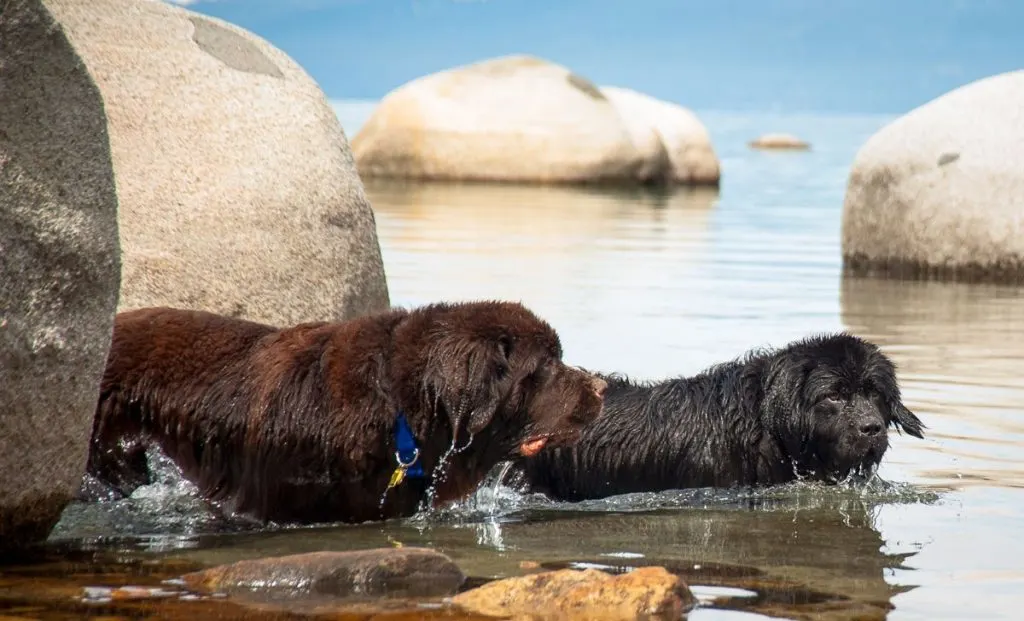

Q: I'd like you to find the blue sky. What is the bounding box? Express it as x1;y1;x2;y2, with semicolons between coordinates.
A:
176;0;1024;114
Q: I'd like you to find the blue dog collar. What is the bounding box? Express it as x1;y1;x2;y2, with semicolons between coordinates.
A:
394;411;425;479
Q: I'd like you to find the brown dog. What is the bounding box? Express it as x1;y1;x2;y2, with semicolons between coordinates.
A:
86;301;606;524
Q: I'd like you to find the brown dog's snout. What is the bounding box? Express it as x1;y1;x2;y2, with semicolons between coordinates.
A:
591;376;608;398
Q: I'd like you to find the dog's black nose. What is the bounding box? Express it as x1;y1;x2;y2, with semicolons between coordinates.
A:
859;420;884;436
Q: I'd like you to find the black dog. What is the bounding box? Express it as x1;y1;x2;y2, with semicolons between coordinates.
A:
515;333;925;501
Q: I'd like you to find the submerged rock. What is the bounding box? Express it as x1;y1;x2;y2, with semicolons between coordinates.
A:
842;70;1024;284
352;55;656;185
601;86;721;186
0;0;121;549
45;0;389;326
181;548;465;600
749;133;811;150
450;567;694;620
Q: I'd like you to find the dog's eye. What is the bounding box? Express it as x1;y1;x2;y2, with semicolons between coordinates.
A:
530;361;554;384
820;394;842;405
498;335;514;360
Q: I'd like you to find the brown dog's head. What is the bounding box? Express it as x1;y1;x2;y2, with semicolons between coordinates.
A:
410;301;606;463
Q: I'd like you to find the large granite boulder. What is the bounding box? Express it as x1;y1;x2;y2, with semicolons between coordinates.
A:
601;86;721;186
0;0;121;549
842;71;1024;284
352;55;660;185
46;0;389;326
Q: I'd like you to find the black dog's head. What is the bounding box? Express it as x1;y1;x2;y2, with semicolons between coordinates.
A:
761;332;925;482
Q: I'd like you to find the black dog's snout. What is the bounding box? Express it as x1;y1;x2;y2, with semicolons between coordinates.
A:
858;418;884;436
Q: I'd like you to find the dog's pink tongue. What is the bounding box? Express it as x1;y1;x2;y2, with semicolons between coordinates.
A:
519;437;548;457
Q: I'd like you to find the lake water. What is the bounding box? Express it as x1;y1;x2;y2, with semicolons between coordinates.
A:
22;111;1024;620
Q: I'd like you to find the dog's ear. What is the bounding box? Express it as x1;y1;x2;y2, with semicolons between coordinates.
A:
759;357;807;429
425;333;512;438
888;400;925;438
465;334;515;434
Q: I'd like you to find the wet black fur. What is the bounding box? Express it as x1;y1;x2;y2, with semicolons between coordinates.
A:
515;332;925;501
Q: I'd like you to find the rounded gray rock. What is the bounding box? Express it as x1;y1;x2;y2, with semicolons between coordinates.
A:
352;55;658;185
601;86;721;186
46;0;389;326
0;0;121;548
181;548;466;600
842;71;1024;284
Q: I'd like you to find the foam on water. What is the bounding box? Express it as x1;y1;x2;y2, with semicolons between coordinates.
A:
52;449;259;547
53;446;940;548
425;463;940;525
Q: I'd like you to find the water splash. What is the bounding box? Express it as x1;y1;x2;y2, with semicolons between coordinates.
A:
419;393;476;512
54;439;942;549
412;430;475;519
378;488;391;514
410;461;941;529
51;447;257;546
378;392;477;516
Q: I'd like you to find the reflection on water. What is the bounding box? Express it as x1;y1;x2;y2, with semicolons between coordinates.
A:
368;179;724;380
23;112;1024;620
137;483;919;621
841;275;1024;490
365;111;867;381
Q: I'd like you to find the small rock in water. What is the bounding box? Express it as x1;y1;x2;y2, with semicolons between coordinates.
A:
181;548;465;600
450;566;695;620
748;133;811;150
82;585;179;603
110;585;177;601
82;586;113;603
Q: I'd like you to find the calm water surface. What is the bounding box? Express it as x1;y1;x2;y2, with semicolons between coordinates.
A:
29;112;1024;620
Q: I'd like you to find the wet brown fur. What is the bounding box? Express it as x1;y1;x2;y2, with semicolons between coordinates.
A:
86;302;606;524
